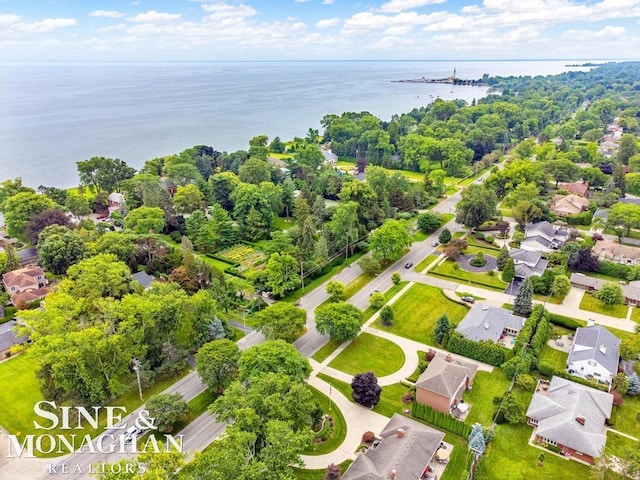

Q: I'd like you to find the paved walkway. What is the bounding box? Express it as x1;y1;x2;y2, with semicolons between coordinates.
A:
301;376;389;469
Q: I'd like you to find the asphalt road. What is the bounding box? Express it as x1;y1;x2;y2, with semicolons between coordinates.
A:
15;171;497;480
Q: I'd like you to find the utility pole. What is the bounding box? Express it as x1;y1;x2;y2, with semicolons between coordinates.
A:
300;260;305;296
132;358;143;401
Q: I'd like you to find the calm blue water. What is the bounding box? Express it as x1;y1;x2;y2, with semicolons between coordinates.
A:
0;60;592;188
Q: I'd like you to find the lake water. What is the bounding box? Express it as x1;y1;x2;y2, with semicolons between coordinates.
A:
0;60;593;188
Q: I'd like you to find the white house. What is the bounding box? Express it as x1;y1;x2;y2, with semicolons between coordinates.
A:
567;325;620;386
521;221;568;253
509;249;548;279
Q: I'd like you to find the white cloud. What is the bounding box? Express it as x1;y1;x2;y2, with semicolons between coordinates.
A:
379;0;447;14
90;10;126;19
294;0;312;2
564;24;626;40
128;11;182;23
11;18;76;33
201;3;257;21
322;0;335;4
316;17;341;28
0;14;21;25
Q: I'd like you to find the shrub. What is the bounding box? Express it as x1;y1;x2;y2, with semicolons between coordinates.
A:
487;270;495;276
402;391;414;404
351;372;381;408
391;272;401;285
612;391;624;406
548;312;582;330
362;431;375;444
169;231;182;243
515;374;536;390
475;232;485;240
418;361;429;373
485;235;495;243
412;402;472;437
470;251;487;267
446;333;506;366
324;464;341;480
425;349;436;361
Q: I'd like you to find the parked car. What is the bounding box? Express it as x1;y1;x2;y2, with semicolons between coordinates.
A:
123;425;141;444
431;241;439;247
461;296;475;304
369;289;380;297
404;262;413;268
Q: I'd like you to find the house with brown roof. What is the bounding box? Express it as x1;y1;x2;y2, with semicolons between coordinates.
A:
558;181;589;197
2;266;50;306
593;239;640;265
341;414;447;480
526;377;613;464
415;354;478;414
550;194;590;216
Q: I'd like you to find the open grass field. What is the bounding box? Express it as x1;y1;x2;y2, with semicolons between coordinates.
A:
273;216;296;230
0;352;189;456
375;283;469;346
372;383;413;418
606;430;639;457
302;386;347;456
430;258;507;290
361;281;408;322
328;333;405;378
609;394;640;439
312;338;344;363
579;292;629;319
463;370;510;426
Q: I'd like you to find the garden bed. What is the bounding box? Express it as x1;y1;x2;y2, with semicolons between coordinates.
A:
216;243;268;275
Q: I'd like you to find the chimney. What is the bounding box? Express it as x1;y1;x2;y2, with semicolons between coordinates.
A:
445;354;453;363
396;428;405;438
391;469;397;479
576;416;585;426
599;344;607;355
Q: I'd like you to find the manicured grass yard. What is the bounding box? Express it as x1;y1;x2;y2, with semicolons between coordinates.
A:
312;338;343;363
477;423;591;480
201;255;234;271
293;460;353;480
579;292;629;319
539;345;569;373
606;430;639;457
343;272;376;300
372;383;413;418
317;373;353;403
0;352;189;456
302;386;347;456
329;333;405;378
630;306;640;323
361;281;408;322
430;258;507;290
609;394;640;438
273;216;296;230
414;253;439;273
375;284;469;346
463;370;511;426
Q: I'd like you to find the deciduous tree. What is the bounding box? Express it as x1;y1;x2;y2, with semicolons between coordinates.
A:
351;372;381;408
594;282;624;306
3;191;56;240
37;226;87;275
455;184;498;228
124;206;166;234
238;340;311;382
196;339;240;392
315;302;362;343
146;393;189;433
172;184;205;213
265;252;300;298
417;212;441;233
326;280;345;302
254;302;306;343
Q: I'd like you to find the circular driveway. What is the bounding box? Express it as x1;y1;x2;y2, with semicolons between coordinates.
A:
457;254;497;273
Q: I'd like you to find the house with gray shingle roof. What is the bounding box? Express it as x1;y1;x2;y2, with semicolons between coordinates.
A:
341;413;446;480
455;304;524;344
509;248;548;279
415;354;478;414
526;376;613;464
569;273;603;291
132;271;156;290
521;221;568;253
0;320;28;359
567;325;620;386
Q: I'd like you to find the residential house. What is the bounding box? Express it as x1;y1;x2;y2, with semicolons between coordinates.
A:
521;221;568;253
415;354;478;414
321;148;338;164
107;193;125;215
567;325;620;385
509;248;548;279
592;239;640;265
550;194;590;217
0;320;28;359
598;140;617;157
455;304;524;344
570;273;640;307
341;413;446;480
16;247;38;267
558;181;589;198
2;266;50;306
160;176;177;196
526;376;613;464
132;271;156;290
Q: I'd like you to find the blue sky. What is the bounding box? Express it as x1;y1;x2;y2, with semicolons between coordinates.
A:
1;0;640;61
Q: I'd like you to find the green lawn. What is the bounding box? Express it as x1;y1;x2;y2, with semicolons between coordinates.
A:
415;253;440;273
302;386;347;456
361;281;408;322
328;333;405;378
412;230;429;242
630;307;640;323
441;213;455;223
343;273;376;300
293;460;353;480
466;235;502;251
464;370;510;426
455;291;486;300
539;345;569;373
0;352;190;456
273;216;296;230
440;434;470;480
430;258;507;290
609;394;640;439
372;383;413;418
317;373;353;403
579;292;629;319
374;283;469;346
477;423;592;480
606;430;639;457
406;351;428;382
312;338;343;363
201;255;234;271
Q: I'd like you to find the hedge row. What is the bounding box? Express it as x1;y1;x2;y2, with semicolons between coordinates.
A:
563;211;592;226
547;312;584;330
537;362;610;392
412;402;472;438
446;333;506;366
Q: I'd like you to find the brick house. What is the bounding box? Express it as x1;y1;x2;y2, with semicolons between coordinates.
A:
2;266;50;306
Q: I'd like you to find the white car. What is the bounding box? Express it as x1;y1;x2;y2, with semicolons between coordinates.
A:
123;425;141;444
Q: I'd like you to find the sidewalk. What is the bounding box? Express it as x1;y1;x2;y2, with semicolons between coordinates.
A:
301;376;389;469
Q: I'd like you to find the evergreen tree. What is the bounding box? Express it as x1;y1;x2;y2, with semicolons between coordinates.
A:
496;245;510;271
502;258;516;283
433;313;451;345
208;317;227;340
513;277;533;316
468;423;486;457
627;374;640;396
438;228;452;244
380;305;394;326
